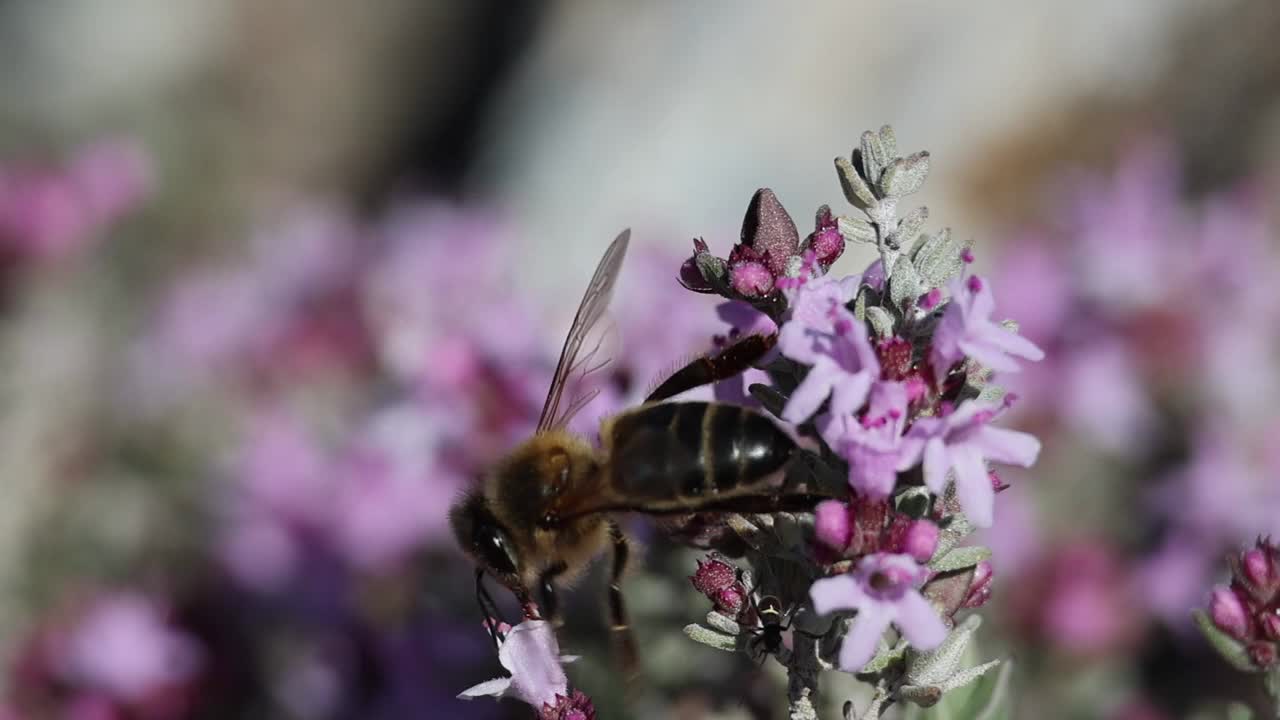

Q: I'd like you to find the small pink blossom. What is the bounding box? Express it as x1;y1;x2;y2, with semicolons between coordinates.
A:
458;620;574;708
777;275;877;423
816;381;912;499
903;401;1041;527
930;274;1044;383
810;553;947;672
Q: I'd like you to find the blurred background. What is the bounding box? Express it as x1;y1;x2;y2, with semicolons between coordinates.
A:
1;1;1279;718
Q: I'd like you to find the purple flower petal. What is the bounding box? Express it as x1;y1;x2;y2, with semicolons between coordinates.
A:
894;591;948;651
839;603;893;672
782;361;838;423
810;574;864;615
921;436;949;493
499;621;569;707
828;370;874;417
952;444;994;527
458;677;512;700
973;426;1041;467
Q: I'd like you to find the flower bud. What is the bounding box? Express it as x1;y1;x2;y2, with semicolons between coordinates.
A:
1260;610;1280;642
962;561;993;608
690;555;737;597
1243;547;1274;591
1208;586;1250;640
730;261;774;297
1247;640;1278;670
713;585;747;616
814;500;851;551
901;519;940;563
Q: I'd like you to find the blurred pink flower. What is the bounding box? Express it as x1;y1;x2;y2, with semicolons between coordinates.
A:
57;593;202;703
458;620;573;708
0;138;150;263
1059;342;1151;452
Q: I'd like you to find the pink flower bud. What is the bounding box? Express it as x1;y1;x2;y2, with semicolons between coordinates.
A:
1248;640;1278;670
714;585;747;616
1261;611;1280;642
1243;547;1273;590
918;287;942;311
1209;586;1250;640
690;556;738;596
814;500;851;551
902;520;940;563
962;560;994;608
876;336;913;380
730;261;774;297
809;227;844;267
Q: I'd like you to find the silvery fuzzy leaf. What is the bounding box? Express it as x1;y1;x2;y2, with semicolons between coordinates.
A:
938;658;1001;694
910;228;966;291
960;659;1014;720
1194;610;1259;672
930;545;991;573
879;151;931;199
837;215;877;244
860;637;908;674
706;610;742;635
975;383;1006;406
865;306;895;338
683;623;738;652
897;206;930;250
889;255;923;308
903;615;983;688
897;684;944;708
695;252;731;294
878;125;898;159
860;130;886;185
853;284;870;322
835;156;878;210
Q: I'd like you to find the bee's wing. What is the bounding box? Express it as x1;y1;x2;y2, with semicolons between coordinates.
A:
537;229;630;433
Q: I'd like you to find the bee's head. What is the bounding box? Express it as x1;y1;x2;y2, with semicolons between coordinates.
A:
450;491;521;586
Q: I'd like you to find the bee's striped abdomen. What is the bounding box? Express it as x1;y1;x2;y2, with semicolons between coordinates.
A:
606;401;793;505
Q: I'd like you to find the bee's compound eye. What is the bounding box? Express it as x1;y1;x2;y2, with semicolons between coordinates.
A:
474;523;518;576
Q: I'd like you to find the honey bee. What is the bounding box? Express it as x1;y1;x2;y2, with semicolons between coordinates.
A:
450;229;832;672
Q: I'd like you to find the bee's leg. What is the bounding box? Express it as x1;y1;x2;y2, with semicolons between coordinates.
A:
606;520;640;684
646;333;777;402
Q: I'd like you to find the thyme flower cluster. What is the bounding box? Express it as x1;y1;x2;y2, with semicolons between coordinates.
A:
462;126;1043;718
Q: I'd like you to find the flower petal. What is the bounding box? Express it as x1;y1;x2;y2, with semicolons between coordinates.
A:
957;337;1023;373
974;426;1041;467
922;437;950;493
952;444;994;527
983;324;1045;361
810;574;865;615
829;370;874;417
839;602;893;672
894;590;948;651
499;620;568;707
458;677;511;700
782;363;836;423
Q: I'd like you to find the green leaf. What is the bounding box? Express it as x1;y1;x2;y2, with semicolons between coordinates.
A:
930;546;991;573
1226;701;1254;720
1193;610;1259;672
897;206;930;250
852;284;870;322
835;156;877;210
889;255;923;308
961;659;1013;720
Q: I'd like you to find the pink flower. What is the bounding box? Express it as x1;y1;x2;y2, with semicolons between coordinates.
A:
810;553;947;672
816;381;912;498
903;401;1041;527
777;275;877;423
930;275;1044;383
458;620;574;708
58;593;202;702
540;690;597;720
